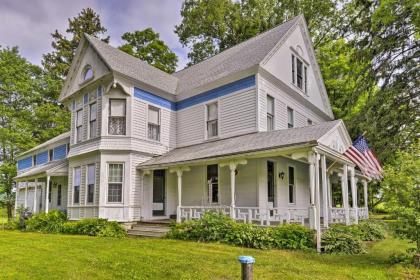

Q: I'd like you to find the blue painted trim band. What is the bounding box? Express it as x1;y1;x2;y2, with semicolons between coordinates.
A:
53;144;67;160
18;156;32;171
134;75;256;111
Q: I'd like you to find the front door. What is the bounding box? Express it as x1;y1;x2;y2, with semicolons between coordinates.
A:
152;170;166;216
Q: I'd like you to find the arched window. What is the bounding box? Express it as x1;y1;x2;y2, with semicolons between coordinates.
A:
82;65;94;81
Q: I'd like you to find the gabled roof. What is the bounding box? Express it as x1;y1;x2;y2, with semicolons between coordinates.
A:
17;132;70;159
138;120;341;168
173;16;300;98
84;34;179;95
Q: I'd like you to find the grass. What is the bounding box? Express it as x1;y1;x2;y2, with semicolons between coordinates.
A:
0;231;418;280
0;208;8;225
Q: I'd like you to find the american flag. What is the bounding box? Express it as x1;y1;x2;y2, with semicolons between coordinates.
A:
344;135;383;180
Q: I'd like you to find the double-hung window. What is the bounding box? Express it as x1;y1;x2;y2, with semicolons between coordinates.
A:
87;164;95;203
89;102;97;139
206;102;218;138
73;167;81;204
109;99;126;135
266;95;274;131
291;54;308;93
148;106;160;141
76;109;83;143
287;107;294;128
108;163;123;203
288;166;295;204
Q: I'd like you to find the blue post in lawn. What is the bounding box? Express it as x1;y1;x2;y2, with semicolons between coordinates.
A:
238;256;255;280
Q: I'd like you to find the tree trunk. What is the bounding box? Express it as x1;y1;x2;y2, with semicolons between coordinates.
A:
7;204;13;221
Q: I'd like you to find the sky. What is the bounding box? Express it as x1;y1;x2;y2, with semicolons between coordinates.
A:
0;0;189;69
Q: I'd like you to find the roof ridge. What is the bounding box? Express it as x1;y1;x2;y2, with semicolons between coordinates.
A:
174;15;301;75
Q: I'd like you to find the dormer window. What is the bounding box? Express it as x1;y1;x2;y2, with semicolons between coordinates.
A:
82;65;94;81
291;54;308;94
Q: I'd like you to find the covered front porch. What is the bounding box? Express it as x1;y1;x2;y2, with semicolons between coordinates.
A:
14;159;68;214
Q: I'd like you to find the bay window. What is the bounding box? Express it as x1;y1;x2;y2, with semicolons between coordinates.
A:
148;106;160;141
73;167;81;204
87;164;95;203
206;102;218;138
109;99;126;135
89;102;97;139
108;163;123;203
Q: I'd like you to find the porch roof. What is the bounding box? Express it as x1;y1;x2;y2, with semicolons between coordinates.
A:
14;159;68;181
138;120;341;169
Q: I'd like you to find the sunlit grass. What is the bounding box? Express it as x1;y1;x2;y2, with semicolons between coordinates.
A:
0;230;418;280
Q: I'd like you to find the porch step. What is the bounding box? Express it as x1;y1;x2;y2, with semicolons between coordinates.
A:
127;220;173;238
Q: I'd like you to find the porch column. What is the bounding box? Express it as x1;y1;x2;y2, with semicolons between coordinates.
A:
24;181;28;209
45;176;50;213
14;183;19;214
350;168;358;224
33;178;38;213
363;179;369;218
308;152;316;229
321;155;329;228
314;153;321;252
169;167;190;223
341;165;350;225
220;159;247;220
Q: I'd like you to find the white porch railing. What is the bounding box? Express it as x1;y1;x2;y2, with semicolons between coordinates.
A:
358;207;369;220
329;207;346;224
179;206;230;220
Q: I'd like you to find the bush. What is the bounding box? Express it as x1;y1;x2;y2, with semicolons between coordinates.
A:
19;210;126;238
322;228;365;255
25;210;67;233
167;212;315;250
357;220;385;241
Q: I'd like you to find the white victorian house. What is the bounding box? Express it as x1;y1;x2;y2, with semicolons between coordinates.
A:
14;16;369;233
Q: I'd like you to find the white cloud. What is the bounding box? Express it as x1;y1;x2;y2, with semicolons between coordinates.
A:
0;0;189;69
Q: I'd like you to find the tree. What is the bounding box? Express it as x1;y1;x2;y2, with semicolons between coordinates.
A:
382;142;420;253
0;163;17;220
42;7;109;82
119;28;178;74
175;0;340;65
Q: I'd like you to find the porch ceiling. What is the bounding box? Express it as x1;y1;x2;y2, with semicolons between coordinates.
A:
138;120;342;169
14;159;68;181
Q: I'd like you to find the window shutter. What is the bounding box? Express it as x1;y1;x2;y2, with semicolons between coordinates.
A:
148;107;160;125
76;110;83;126
110;100;126;117
207;103;218;121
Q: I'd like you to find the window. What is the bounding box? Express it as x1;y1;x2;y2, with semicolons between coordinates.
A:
108;163;123;203
207;165;219;203
89;102;97;139
48;181;52;203
267;161;275;203
288;166;295;204
206;102;218;138
73;167;81;204
287;107;294;128
76;109;83;143
33;155;37;166
266;95;274;131
307;119;313;126
49;149;54;161
83;65;93;81
57;185;62;206
108;99;126;135
291;54;308;93
148;106;160;141
87;164;95;203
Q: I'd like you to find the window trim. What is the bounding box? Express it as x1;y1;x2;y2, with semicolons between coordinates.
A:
86;164;96;204
287;165;296;205
290;50;309;94
107;162;124;204
287;107;294;128
81;65;94;82
205;101;219;139
266;95;275;131
108;99;126;136
147;105;161;142
76;109;83;143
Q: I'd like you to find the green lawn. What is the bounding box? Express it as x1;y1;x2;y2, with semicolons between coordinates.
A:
0;231;418;280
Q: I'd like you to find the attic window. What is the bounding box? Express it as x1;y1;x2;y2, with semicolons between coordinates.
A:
82;65;94;81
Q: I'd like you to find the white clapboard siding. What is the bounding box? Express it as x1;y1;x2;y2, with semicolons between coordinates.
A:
219;89;257;136
176;105;205;147
132;99;147;139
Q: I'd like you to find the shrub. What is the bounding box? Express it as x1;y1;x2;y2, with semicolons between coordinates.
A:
271;224;315;250
322;228;365;255
25;210;67;233
167;212;315;250
357;220;385;241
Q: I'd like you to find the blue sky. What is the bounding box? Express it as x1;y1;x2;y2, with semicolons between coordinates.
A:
0;0;189;69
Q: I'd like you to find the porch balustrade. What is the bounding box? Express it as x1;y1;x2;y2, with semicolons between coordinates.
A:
357;207;369;220
329;207;347;224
